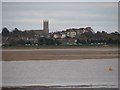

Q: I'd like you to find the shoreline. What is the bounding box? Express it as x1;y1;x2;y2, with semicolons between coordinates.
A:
2;85;119;90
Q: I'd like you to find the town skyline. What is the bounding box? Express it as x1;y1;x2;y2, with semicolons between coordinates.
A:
2;2;118;33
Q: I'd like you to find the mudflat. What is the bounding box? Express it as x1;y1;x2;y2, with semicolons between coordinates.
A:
2;48;119;61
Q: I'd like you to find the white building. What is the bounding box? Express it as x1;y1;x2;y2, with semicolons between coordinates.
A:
67;31;76;38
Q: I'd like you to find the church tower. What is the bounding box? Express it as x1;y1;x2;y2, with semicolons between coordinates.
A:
43;20;49;34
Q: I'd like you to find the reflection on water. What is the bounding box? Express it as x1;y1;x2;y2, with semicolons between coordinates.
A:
2;59;118;88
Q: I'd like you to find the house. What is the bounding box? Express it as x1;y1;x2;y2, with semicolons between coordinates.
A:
66;29;77;38
83;27;94;33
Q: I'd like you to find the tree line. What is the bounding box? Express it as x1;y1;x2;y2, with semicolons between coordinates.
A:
2;27;120;47
76;31;120;45
2;27;61;46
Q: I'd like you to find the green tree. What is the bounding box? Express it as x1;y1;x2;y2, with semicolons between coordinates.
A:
38;37;61;45
2;27;9;37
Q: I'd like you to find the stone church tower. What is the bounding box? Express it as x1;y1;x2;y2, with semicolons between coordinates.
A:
43;20;49;34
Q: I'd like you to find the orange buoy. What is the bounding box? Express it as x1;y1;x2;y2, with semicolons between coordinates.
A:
108;67;113;71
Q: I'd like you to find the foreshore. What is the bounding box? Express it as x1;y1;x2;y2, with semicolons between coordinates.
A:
2;47;119;61
2;86;119;90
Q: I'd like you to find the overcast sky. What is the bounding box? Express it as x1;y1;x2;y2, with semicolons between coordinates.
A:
2;2;118;33
1;0;119;2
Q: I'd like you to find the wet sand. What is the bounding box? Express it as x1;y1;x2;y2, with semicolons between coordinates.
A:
2;48;119;61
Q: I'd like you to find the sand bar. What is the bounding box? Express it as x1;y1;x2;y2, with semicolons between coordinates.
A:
2;48;119;61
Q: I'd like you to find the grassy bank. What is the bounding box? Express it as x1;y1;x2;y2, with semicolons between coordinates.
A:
2;44;119;49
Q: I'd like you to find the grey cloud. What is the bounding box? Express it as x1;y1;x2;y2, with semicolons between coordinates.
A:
2;2;118;33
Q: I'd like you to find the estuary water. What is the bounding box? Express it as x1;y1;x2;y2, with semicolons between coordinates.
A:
2;59;118;88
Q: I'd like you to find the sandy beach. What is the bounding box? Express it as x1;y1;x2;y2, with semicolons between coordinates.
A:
2;48;119;61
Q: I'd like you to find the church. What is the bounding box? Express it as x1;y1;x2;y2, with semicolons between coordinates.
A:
34;20;49;37
26;20;49;38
